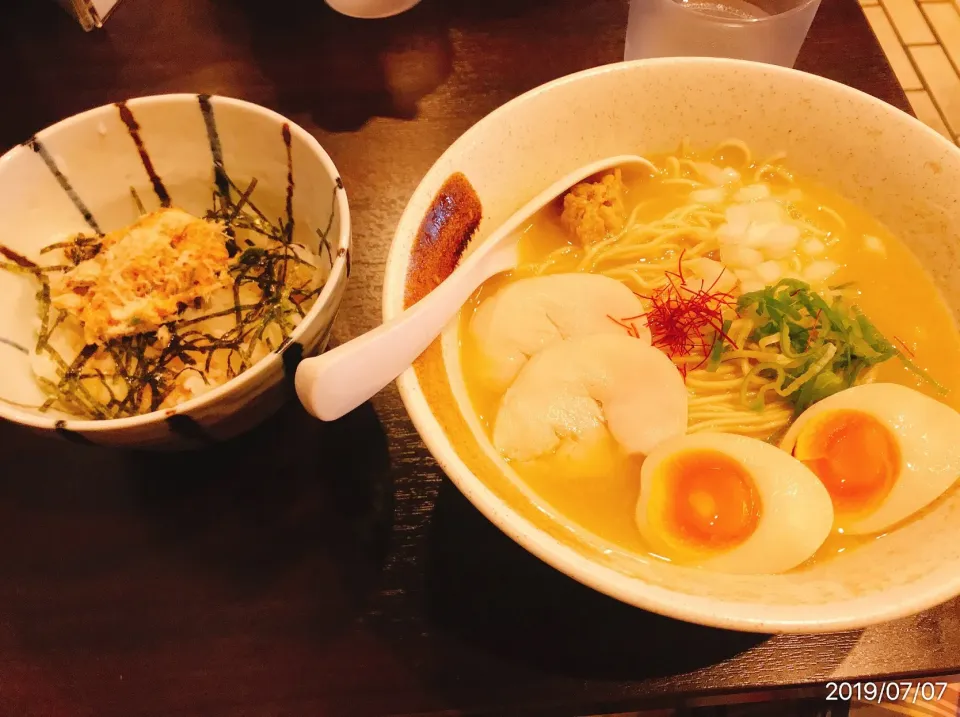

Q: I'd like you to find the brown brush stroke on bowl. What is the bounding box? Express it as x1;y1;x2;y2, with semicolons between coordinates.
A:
400;173;663;588
403;172;482;309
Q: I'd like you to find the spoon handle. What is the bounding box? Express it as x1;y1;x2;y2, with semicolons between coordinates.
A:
296;155;648;421
295;242;514;421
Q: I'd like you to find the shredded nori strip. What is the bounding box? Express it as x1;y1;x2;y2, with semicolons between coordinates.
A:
0;177;325;419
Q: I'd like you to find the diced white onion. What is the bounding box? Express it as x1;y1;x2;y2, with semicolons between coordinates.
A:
863;234;886;255
724;205;753;233
803;260;839;284
734;184;772;202
690;187;727;204
696;162;728;186
720;167;741;185
737;272;765;293
800;238;826;256
763;225;802;259
755;260;783;285
744;199;783;223
743;222;772;249
687;257;737;294
722;245;763;268
717;224;745;245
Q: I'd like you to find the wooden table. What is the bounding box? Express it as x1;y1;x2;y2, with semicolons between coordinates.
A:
0;1;953;715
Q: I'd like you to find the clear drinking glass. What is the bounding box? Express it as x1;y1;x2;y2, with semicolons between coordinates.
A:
624;0;823;67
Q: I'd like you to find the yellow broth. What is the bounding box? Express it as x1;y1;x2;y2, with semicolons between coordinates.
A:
457;158;960;566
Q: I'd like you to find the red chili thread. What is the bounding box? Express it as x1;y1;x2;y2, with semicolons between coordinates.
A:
609;252;736;378
805;308;823;351
607;315;640;339
893;335;915;358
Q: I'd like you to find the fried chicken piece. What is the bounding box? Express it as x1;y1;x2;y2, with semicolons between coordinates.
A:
50;208;232;343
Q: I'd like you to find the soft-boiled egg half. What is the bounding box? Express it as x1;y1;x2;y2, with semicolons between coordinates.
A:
780;383;960;535
636;432;834;574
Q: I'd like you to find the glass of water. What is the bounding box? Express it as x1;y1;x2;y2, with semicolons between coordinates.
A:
624;0;823;67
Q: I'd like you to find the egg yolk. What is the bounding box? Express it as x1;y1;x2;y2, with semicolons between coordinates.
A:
657;449;761;550
792;409;900;517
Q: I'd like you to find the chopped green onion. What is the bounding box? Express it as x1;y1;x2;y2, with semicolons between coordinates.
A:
721;279;945;414
707;318;732;370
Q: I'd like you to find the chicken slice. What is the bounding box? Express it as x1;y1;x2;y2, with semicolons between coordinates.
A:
493;333;687;462
469;273;650;394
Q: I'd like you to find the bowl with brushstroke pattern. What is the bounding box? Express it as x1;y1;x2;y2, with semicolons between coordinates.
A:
382;59;960;632
0;94;350;449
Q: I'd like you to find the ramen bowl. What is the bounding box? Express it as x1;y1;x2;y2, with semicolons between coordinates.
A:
383;59;960;633
0;94;350;449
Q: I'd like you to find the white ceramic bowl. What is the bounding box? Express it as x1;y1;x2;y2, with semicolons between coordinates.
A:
0;95;350;449
383;59;960;633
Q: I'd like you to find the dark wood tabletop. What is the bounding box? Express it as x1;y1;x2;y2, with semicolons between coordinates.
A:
0;1;952;716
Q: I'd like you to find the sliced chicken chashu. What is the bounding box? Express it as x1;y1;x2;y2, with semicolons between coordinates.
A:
493;333;688;463
469;272;650;394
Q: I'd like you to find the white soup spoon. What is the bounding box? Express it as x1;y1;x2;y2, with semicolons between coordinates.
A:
295;154;652;421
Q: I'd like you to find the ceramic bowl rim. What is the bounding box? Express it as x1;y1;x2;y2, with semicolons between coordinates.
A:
0;93;351;433
382;57;960;633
